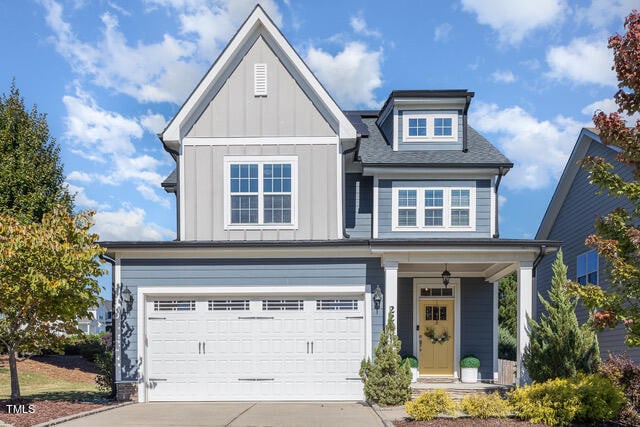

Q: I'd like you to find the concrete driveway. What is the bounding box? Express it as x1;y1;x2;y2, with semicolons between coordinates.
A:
56;402;386;427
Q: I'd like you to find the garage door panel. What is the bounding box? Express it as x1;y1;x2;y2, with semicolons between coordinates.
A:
146;295;365;401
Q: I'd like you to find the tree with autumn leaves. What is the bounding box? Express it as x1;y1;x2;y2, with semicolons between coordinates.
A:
574;10;640;348
0;82;105;399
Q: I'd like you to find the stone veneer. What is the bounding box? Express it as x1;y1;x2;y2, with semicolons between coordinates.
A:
116;382;138;401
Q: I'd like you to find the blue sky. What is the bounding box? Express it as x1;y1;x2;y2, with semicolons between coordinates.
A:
0;1;635;295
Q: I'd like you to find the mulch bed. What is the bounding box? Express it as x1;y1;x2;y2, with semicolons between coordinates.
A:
0;398;111;427
0;354;99;384
394;419;546;426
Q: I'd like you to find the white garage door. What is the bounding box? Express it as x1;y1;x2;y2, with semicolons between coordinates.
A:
145;296;365;401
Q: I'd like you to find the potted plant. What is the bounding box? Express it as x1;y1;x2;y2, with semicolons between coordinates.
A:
402;356;419;382
460;355;480;383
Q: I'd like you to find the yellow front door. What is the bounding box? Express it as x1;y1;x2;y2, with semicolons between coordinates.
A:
418;299;454;375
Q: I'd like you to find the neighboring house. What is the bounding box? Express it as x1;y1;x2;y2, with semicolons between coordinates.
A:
77;299;112;334
536;128;640;363
103;6;558;402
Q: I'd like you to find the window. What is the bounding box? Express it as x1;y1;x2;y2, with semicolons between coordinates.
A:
577;250;598;285
153;300;196;311
316;299;359;310
392;186;475;231
402;113;458;142
225;156;297;229
262;299;304;311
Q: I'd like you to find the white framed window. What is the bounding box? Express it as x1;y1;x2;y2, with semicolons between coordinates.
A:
392;186;475;231
577;250;598;285
402;113;458;142
224;156;298;229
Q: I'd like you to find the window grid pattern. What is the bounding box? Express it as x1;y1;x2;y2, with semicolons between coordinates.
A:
577;250;598;285
154;300;196;312
398;189;417;226
316;299;359;310
434;117;453;136
263;164;292;224
230;164;259;224
450;189;470;227
420;288;454;297
208;300;250;311
262;299;304;311
394;187;474;231
408;118;427;137
424;189;444;226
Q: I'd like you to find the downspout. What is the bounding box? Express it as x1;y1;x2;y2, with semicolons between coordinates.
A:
462;94;472;153
159;134;181;241
100;253;116;398
532;245;547;273
342;143;359;238
493;167;504;238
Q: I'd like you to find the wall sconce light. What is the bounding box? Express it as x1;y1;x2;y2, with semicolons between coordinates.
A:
373;285;383;310
122;286;133;304
441;264;451;288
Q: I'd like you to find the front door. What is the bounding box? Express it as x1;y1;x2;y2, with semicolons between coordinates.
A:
418;299;454;375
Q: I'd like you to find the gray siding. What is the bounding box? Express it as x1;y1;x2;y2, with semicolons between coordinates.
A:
397;110;463;151
377;179;492;238
379;112;393;145
183;143;339;241
118;257;384;381
460;277;494;379
397;278;414;357
345;173;373;238
187;36;334;138
536;140;640;363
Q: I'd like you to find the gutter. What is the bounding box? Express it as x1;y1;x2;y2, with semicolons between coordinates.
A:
493;167;505;238
341;144;359;239
462;93;473;153
99;254;116;399
532;245;547;273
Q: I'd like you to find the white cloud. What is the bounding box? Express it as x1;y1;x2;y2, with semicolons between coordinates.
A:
546;37;616;86
66;183;106;209
575;0;638;28
461;0;565;44
470;102;589;190
93;205;174;241
350;13;381;38
140;112;167;135
136;184;171;208
491;70;516;83
434;23;453;42
582;98;640;125
67;170;92;183
305;42;383;109
498;194;507;208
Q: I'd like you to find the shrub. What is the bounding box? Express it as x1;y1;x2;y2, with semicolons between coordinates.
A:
401;356;418;369
360;308;412;406
405;389;457;421
64;333;103;362
460;355;480;369
600;354;640;425
461;392;511;419
510;374;624;425
95;333;113;394
498;325;517;360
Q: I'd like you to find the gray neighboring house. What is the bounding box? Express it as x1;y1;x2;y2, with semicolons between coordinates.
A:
536;127;640;363
102;5;558;402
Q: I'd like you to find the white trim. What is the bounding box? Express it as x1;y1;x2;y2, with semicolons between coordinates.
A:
362;167;503;179
392;107;399;151
136;284;366;402
161;6;356;143
517;262;533;385
223;155;298;230
391;185;476;232
373;176;379;238
402;112;458;143
182;136;339;146
493;281;499;382
412;278;460;379
365;285;373;360
336;143;343;239
384;261;398;321
490;176;496;237
114;258;122;383
179;147;185;241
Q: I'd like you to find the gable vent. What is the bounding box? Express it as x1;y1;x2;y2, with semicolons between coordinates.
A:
254;63;267;96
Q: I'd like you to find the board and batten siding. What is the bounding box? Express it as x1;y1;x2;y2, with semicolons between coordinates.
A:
536;139;640;363
377;179;492;238
460;277;494;379
397;110;463;151
345;173;373;239
183;143;339;240
118;257;384;382
187;35;335;138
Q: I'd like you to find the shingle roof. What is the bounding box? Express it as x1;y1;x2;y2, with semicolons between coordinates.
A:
162;168;177;191
354;115;512;168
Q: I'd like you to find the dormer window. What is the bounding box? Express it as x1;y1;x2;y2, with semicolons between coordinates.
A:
402;112;458;142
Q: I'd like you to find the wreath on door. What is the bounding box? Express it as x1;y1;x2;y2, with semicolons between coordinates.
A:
424;327;450;344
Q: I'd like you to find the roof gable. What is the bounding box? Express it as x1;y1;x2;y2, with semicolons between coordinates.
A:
536;128;606;239
161;5;356;148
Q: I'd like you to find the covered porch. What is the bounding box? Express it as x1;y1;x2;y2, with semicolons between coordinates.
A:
371;239;559;385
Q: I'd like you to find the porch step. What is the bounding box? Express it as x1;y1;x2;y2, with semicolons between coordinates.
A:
411;381;512;400
416;376;455;384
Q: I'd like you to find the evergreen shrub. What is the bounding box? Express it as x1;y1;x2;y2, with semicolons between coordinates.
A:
405;389;457;421
460;392;511;419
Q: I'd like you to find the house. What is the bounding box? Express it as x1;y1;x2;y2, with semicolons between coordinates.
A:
535;128;640;363
77;299;112;334
102;5;559;402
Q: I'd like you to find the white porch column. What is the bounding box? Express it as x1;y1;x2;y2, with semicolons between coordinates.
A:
384;261;398;324
517;261;534;385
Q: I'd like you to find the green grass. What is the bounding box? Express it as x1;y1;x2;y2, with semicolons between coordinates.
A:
0;366;105;400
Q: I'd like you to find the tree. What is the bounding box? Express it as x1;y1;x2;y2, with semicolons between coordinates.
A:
359;308;412;405
577;10;640;347
498;272;517;360
524;250;600;382
0;207;105;399
0;81;72;222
